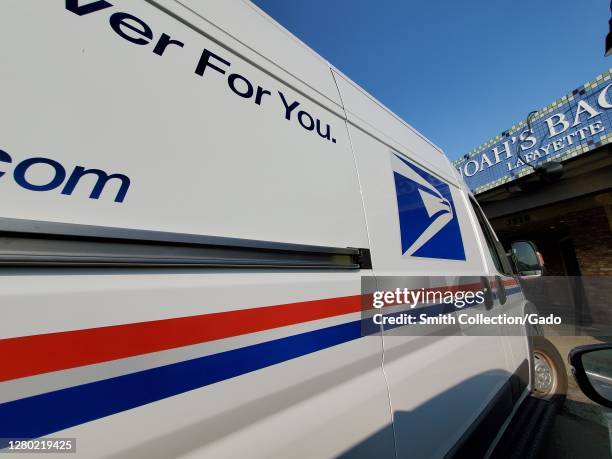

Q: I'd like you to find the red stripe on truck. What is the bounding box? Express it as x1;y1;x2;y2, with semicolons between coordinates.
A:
0;279;521;382
0;295;362;383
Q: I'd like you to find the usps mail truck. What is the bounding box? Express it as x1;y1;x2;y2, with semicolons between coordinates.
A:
0;1;566;458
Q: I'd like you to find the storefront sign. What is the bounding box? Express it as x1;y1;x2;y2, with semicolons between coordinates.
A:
455;71;612;194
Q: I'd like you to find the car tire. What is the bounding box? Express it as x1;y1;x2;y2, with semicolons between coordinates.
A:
531;336;567;401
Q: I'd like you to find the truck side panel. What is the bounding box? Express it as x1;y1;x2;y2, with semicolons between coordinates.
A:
0;0;367;248
0;1;393;457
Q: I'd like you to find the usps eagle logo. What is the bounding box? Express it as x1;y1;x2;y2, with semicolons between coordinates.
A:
391;153;466;260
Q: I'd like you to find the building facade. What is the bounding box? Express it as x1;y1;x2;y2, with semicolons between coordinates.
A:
454;70;612;277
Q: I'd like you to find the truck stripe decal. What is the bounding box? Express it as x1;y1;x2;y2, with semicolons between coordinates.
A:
0;280;520;383
0;287;522;441
0;295;362;383
0;320;363;442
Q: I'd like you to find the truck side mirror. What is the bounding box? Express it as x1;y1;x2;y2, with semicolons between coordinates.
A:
569;344;612;409
510;240;544;277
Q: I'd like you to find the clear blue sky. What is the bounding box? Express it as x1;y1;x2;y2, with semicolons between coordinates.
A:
252;0;611;160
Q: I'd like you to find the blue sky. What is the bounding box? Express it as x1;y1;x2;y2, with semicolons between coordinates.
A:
252;0;611;160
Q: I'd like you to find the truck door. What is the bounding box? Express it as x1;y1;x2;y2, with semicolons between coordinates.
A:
468;197;531;400
332;70;515;458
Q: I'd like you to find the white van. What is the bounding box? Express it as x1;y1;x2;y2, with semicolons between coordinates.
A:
0;1;565;458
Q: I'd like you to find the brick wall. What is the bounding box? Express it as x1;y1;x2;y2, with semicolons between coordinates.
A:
565;206;612;276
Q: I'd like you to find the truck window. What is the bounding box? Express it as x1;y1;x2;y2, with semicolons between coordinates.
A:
469;197;513;275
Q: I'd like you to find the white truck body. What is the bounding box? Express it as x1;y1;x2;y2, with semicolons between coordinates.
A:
0;1;530;457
